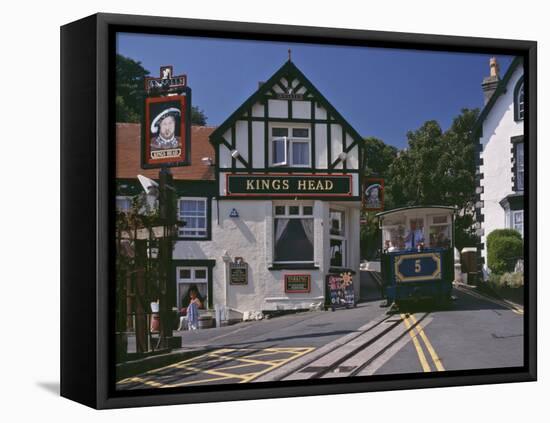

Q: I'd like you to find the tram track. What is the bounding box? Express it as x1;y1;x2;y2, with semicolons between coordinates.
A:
255;311;432;382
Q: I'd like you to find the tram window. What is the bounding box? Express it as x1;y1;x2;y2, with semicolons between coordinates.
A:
382;225;405;251
429;223;451;248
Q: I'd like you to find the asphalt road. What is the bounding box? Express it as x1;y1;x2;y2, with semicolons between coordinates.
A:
117;272;524;390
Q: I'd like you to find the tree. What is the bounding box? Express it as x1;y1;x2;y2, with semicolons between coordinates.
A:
116;54;150;123
116;54;208;125
191;106;208;126
386;108;480;249
359;137;398;259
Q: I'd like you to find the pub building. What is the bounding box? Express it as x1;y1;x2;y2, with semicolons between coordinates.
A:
117;59;364;321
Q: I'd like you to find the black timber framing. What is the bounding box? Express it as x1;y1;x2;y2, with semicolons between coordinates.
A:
209;60;364;171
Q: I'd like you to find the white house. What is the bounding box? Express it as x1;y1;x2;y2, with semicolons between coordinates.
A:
474;57;524;276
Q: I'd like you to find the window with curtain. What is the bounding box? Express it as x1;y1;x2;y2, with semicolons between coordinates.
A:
273;204;314;262
178;198;207;238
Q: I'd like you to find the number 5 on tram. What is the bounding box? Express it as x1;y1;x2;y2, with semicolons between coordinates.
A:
376;206;456;306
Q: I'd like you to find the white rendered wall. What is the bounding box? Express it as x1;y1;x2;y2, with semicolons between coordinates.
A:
479;66;523;268
172;199;361;313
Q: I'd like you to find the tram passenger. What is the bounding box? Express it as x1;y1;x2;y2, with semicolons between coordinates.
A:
404;220;424;249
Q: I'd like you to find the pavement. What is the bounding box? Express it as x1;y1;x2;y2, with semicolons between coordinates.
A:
116;271;524;390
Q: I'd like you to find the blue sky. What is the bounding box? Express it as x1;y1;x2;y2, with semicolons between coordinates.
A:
117;33;514;149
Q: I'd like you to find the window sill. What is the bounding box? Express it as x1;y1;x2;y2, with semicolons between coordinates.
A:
268;263;319;270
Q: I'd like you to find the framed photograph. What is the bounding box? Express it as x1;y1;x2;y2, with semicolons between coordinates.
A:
61;13;536;409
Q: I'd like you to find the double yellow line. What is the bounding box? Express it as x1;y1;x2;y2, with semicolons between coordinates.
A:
401;313;445;372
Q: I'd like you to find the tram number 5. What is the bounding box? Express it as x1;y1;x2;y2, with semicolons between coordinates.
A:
415;259;422;273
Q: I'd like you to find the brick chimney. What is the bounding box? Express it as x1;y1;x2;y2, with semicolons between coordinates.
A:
481;57;500;105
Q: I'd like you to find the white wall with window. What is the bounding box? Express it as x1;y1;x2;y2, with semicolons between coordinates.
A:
478;62;524;272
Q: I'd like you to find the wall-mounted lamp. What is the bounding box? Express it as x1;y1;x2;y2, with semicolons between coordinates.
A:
231;149;240;159
201;156;213;166
338;151;347;161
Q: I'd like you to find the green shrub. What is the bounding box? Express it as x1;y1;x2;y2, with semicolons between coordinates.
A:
499;272;524;288
487;229;523;274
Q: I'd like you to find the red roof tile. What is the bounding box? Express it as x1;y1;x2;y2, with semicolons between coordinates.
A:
116;123;216;180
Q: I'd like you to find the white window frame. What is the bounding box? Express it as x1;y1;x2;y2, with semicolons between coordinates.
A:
270;125;311;167
273;203;314;264
516;142;525;192
176;266;208;310
177;197;208;238
116;196;132;213
329;208;347;268
427;214;452;248
512;210;524;238
517;82;524;121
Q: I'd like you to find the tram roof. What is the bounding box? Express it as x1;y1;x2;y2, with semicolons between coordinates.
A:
375;205;457;218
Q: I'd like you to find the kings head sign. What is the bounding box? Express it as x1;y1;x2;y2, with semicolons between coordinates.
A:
226;174;352;197
142;66;192;169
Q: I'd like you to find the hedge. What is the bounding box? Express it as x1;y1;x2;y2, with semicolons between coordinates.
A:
487;229;523;274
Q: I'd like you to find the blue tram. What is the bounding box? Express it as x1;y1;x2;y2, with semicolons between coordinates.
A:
376;206;456;305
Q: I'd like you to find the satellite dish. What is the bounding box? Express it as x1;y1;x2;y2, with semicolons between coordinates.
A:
137;174;159;197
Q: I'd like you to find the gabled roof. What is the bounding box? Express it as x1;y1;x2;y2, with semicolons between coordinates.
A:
473;56;523;137
209;60;364;144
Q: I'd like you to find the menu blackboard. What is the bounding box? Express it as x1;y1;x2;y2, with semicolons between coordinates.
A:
327;273;355;310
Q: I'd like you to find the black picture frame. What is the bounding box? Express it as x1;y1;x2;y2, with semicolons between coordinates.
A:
61;12;537;409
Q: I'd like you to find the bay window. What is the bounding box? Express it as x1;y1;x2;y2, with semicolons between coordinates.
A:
273;204;314;263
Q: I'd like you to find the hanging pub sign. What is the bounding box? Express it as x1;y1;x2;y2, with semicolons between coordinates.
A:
142;66;192;169
362;177;384;212
326;272;355;310
229;257;248;285
226;174;352;197
284;274;311;293
145;65;187;94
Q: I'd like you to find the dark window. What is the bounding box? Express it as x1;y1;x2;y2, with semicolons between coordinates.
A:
272;127;289;137
274;218;314;262
195;269;207;279
289;206;300;215
516;142;524;191
292;128;309;138
514;78;524;121
330;238;344;267
303;206;313;216
275;206;286;215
